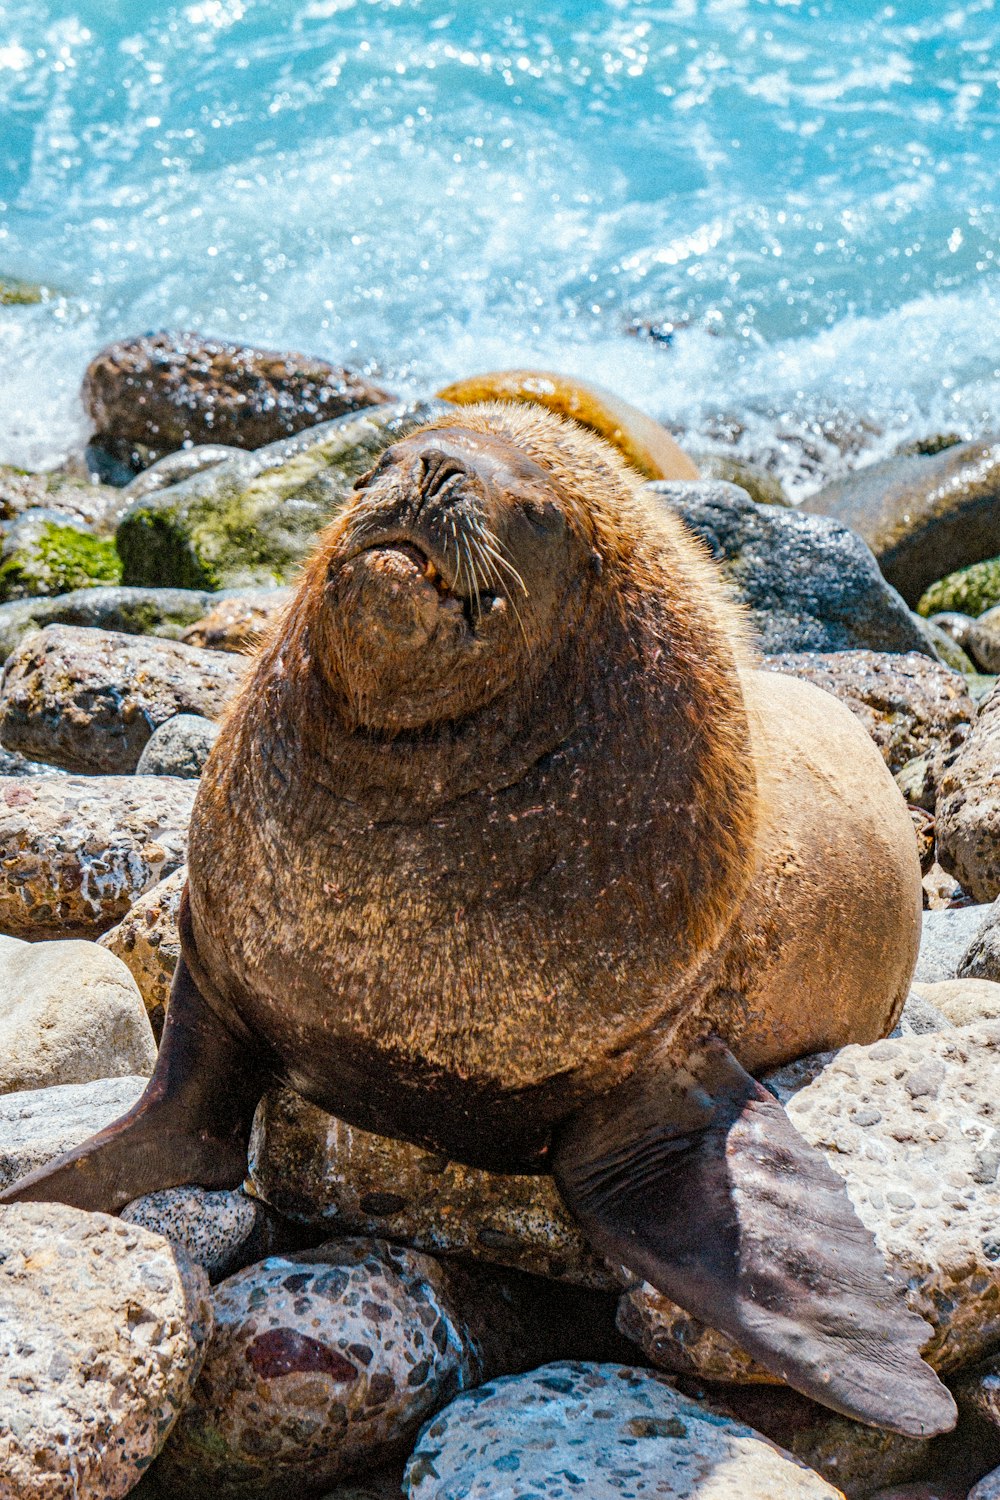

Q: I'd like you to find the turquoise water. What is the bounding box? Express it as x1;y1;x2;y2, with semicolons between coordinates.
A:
1;0;998;492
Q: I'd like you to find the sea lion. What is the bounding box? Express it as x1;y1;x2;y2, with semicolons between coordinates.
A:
2;404;954;1437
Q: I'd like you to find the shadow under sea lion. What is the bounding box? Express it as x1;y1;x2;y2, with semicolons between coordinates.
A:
2;400;956;1439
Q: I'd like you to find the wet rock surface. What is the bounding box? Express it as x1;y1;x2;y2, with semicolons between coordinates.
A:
115;399;446;591
98;866;185;1038
760;650;973;779
82;330;395;469
937;681;1000;901
0;583;222;662
248;1086;615;1290
0;1074;147;1191
153;1238;550;1498
920;558;1000;621
0;509;122;601
803;436;1000;606
135;712;220;778
0;623;246;773
180;586;291;652
651;480;934;655
0;934;154;1093
0;773;194;938
0;1201;212;1499
404;1361;845;1499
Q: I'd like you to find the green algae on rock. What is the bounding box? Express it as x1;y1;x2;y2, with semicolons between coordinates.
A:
919;558;1000;620
0;517;122;601
115;400;448;590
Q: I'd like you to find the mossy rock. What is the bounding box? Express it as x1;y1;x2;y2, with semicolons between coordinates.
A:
0;584;233;663
115;400;448;590
691;455;790;507
0;277;47;307
0;517;122;602
918;557;1000;619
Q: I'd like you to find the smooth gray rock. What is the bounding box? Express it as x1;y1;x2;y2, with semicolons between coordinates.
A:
649;481;936;656
0;1075;147;1190
0;584;221;663
135;713;220;778
914;906;990;983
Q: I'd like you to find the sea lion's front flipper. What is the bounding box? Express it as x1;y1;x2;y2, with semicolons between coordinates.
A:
0;951;271;1216
552;1036;956;1438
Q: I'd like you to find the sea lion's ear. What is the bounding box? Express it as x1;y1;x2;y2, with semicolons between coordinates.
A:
551;1036;956;1439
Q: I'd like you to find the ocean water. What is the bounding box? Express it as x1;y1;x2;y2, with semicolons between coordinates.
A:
0;0;998;495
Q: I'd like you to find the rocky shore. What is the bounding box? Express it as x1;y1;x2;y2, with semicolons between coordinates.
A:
3;331;1000;1499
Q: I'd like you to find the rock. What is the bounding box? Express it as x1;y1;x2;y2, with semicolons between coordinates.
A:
965;606;1000;673
154;1238;551;1497
98;867;185;1039
921;862;967;911
404;1361;845;1499
802;436;1000;606
650;481;935;655
0;1201;212;1499
621;1023;1000;1385
937;682;1000;900
0;774;194;938
891;988;952;1037
759;651;974;778
921;619;976;674
0;274;48;305
915;906;991;982
180;588;291;652
0;583;223;663
956;898;1000;984
0;510;122;601
0;1075;147;1191
135;714;219;778
920;558;1000;620
0;935;155;1094
82;330;395;470
248;1086;616;1290
119;443;244;502
930;612;979;656
692;454;790;505
122;1185;299;1283
115;400;446;591
972;1470;1000;1500
0;744;66;777
0;623;247;773
909;807;936;874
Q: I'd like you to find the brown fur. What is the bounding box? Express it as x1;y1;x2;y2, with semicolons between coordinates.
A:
184;404;758;1166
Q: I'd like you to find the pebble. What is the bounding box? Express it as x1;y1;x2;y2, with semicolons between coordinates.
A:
650;480;934;655
135;713;219;778
0;1074;147;1192
0;935;154;1094
937;681;1000;900
98;865;185;1037
0;773;194;938
122;1184;297;1283
404;1361;845;1499
0;1201;212;1498
0;622;246;773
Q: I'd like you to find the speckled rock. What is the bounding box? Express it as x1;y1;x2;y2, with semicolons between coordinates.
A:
0;935;154;1093
0;583;221;663
937;682;1000;901
760;650;973;779
803;436;1000;606
98;866;184;1038
0;774;194;938
650;481;934;655
957;898;1000;984
0;463;122;531
0;1200;212;1498
912;979;1000;1027
135;713;219;778
404;1362;845;1499
118;442;243;501
180;587;291;652
155;1238;541;1497
971;1469;1000;1500
0;1075;147;1191
914;905;990;983
248;1086;615;1290
122;1185;298;1283
115;400;446;591
0;623;247;773
622;1023;1000;1385
83;330;395;470
891;987;953;1036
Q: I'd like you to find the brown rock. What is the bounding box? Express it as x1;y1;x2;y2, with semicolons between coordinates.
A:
760;651;974;780
0;623;247;774
0;775;194;938
937;682;1000;901
99;866;185;1038
802;436;1000;606
83;331;395;470
180;589;292;653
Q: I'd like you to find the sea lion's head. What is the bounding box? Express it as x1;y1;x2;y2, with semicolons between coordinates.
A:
314;417;605;732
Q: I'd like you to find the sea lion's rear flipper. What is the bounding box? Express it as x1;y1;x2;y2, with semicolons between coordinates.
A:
552;1036;956;1438
0;952;271;1216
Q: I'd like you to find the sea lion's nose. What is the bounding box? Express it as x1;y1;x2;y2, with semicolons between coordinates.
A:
412;449;469;514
